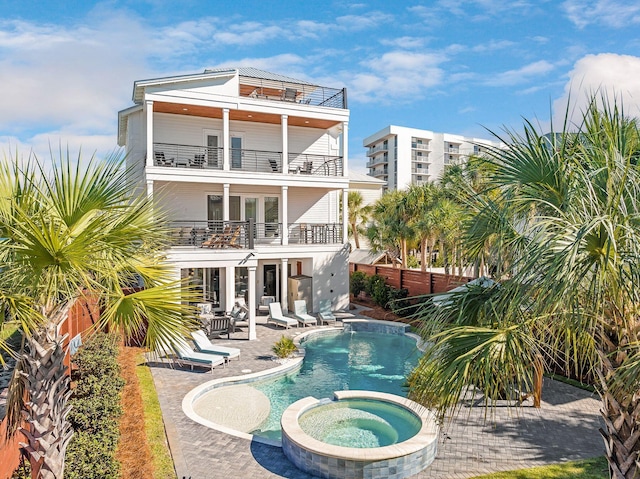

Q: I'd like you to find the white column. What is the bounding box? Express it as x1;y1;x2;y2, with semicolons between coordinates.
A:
223;184;230;222
281;258;289;313
281;185;288;246
342;189;349;245
281;114;288;173
223;108;230;170
341;120;349;176
248;266;257;340
146;180;153;200
225;266;235;313
145;100;154;167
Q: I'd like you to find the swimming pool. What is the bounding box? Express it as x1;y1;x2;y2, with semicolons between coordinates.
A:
250;329;419;440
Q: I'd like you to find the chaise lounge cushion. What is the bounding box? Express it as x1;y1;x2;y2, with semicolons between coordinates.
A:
191;330;240;360
268;302;297;329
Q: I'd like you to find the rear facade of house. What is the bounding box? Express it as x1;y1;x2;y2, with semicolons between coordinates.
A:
118;68;350;339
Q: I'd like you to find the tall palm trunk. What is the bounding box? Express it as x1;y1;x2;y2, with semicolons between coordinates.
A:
597;322;640;479
350;222;360;249
19;312;73;479
420;237;427;272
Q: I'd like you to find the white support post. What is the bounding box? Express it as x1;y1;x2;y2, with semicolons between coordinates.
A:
282;185;288;245
341;121;349;176
223;108;230;171
223;184;230;222
146;180;153;200
225;266;235;313
145;100;154;167
342;188;349;245
281;115;288;174
281;258;289;313
248;266;257;340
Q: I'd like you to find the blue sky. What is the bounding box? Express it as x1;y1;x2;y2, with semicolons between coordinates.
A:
2;0;640;172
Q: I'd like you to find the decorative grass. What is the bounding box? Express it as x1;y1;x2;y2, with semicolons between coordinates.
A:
136;352;177;479
471;456;608;479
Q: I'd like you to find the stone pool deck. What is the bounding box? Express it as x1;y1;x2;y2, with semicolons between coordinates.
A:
149;311;604;479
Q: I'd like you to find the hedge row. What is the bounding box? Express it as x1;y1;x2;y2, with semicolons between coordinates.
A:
65;332;125;479
350;271;410;313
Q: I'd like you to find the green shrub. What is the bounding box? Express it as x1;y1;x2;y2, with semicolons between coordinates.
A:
367;274;390;307
350;271;368;297
272;335;297;358
388;287;410;313
65;332;123;479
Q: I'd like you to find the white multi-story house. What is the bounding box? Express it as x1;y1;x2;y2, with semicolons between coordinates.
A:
363;125;502;191
117;67;350;339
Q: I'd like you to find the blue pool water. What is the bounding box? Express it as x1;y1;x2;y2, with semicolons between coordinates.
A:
251;330;419;440
299;398;422;448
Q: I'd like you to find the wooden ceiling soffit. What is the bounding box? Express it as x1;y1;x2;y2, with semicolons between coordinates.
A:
154;101;340;129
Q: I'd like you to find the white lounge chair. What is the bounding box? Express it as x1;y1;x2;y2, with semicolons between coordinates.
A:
268;302;297;329
318;299;337;325
174;338;226;373
293;300;317;327
191;330;240;361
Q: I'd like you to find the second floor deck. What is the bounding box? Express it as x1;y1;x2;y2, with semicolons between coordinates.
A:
170;220;344;249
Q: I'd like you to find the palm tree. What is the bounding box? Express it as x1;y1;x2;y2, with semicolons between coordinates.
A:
347;191;371;249
407;97;640;478
1;153;194;479
405;183;437;272
366;190;414;268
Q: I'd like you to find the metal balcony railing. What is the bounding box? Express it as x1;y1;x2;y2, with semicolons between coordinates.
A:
287;223;343;244
230;149;283;173
287;153;343;176
169;221;343;248
153;143;343;176
153;143;224;169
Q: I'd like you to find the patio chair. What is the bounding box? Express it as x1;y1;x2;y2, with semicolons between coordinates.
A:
191;154;205;168
283;88;297;102
258;295;276;315
227;302;250;336
173;338;226;373
191;330;240;360
318;299;337;325
268;158;279;172
293;300;317;327
267;302;298;329
154;151;175;166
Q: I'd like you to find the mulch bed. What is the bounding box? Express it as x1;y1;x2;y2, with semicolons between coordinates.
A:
351;298;405;322
116;345;154;479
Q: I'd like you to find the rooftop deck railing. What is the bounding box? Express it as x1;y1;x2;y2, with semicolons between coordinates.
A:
239;82;347;109
154;143;343;176
169;221;343;248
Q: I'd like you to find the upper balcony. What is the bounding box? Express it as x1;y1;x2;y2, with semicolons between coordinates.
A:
411;142;431;151
153;142;343;176
169;220;343;249
366;144;389;157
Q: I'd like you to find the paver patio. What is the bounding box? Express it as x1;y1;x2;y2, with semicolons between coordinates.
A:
150;310;604;479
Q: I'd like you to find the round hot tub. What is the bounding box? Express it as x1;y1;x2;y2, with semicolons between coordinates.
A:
281;391;438;479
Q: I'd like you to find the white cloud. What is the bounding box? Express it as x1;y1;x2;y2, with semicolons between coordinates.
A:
346;51;447;103
380;36;426;49
562;0;640;28
212;22;287;46
553;53;640;126
485;60;555;86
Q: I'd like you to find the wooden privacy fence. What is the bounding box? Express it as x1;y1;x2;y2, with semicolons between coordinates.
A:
0;296;99;479
350;263;474;297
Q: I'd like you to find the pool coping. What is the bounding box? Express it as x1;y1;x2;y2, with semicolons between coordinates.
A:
181;321;423;447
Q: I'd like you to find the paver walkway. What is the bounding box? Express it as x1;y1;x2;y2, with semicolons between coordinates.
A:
150;313;604;479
